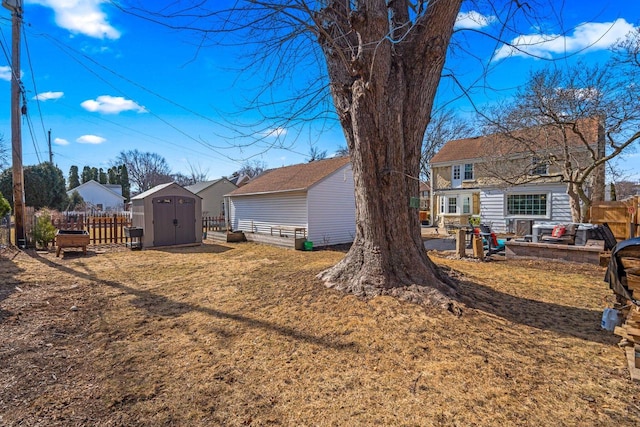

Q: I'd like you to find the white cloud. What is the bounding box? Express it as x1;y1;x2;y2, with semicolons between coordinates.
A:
263;127;287;138
53;137;69;146
26;0;120;39
455;11;496;30
34;91;64;101
0;66;12;81
80;95;146;114
495;18;636;60
76;134;106;144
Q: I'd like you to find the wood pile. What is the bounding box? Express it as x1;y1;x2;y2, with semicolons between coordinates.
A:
612;249;640;380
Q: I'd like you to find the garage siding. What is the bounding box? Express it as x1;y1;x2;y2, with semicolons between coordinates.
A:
229;192;308;233
307;164;356;246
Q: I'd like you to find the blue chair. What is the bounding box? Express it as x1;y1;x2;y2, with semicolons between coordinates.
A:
479;224;506;255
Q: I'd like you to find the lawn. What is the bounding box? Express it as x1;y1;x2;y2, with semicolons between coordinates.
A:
1;242;639;426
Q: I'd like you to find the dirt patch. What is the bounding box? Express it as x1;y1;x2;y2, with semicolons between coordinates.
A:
1;242;639;426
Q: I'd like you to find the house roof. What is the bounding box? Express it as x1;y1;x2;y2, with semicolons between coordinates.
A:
66;180;125;201
228;173;251;187
228;156;351;196
185;178;230;194
131;182;199;201
430;118;602;165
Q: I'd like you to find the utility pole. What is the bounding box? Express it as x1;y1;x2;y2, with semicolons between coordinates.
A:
2;0;25;247
48;129;52;163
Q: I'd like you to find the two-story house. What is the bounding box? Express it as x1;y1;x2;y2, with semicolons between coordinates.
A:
429;118;605;233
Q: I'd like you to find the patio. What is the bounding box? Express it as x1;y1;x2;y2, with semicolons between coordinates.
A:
505;239;605;265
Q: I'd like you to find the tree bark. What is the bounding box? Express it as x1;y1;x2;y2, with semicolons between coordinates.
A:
316;0;462;307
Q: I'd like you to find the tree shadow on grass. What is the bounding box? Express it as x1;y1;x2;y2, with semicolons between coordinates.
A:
452;274;620;346
150;242;234;255
0;248;24;322
26;251;357;352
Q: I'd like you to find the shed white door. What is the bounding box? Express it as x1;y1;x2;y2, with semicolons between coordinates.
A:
153;196;197;246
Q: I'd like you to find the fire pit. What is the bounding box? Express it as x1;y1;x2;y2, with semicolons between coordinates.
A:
55;230;90;257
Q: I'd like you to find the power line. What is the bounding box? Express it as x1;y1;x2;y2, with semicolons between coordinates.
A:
21;25;48;159
36;31;244;158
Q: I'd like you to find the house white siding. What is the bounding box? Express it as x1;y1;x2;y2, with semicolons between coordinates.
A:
480;183;572;233
67;180;125;211
230;192;308;234
479;189;506;231
307;164;356;245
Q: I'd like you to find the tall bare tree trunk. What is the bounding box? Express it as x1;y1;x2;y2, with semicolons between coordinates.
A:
316;0;462;307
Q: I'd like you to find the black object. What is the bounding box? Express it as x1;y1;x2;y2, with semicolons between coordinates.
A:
604;237;640;306
124;227;143;249
591;223;617;251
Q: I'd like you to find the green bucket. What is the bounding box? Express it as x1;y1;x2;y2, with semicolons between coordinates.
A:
303;240;314;251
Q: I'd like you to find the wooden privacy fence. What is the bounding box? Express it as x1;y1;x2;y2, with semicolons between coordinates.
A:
590;196;640;241
52;214;133;245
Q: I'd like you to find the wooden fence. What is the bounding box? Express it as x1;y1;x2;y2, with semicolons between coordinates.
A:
15;211;225;247
203;216;227;233
590;196;640;241
52;214;133;245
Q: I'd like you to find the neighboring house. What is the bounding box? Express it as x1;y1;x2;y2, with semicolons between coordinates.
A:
429;119;605;233
419;181;430;210
226;156;355;247
66;180;126;211
228;173;251;187
185;178;237;217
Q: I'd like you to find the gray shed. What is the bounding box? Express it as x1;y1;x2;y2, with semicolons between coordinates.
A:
130;182;202;248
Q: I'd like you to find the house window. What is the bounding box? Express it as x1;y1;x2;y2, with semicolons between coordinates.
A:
464;163;474;180
452;165;461;181
462;195;471;214
531;157;548;175
448;197;457;214
439;196;445;214
506;194;547;216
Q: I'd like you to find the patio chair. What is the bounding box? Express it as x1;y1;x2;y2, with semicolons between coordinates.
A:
478;224;507;255
540;223;577;245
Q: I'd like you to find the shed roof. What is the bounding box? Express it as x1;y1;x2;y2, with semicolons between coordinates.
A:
228;156;350;196
185;178;229;194
131;182;199;201
431;118;602;164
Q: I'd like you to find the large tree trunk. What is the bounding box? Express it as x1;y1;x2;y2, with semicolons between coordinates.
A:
316;0;462;308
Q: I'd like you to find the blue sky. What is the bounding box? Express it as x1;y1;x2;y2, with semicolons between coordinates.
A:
0;0;639;182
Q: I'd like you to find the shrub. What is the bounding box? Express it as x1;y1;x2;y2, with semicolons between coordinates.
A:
33;209;56;249
0;191;9;217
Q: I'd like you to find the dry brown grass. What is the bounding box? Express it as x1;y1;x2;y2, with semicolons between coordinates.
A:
1;242;639;426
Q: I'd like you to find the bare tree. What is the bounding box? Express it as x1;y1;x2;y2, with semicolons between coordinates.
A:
420;110;474;182
116;1;559;308
235;160;267;179
306;146;327;162
606;160;638;201
480;59;640;222
187;162;210;184
0;135;8;170
115;150;173;194
335;145;349;157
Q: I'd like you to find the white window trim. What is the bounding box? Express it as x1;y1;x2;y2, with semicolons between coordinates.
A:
530;157;548;176
504;192;551;219
463;163;474;181
440;193;474;216
452;165;461;181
